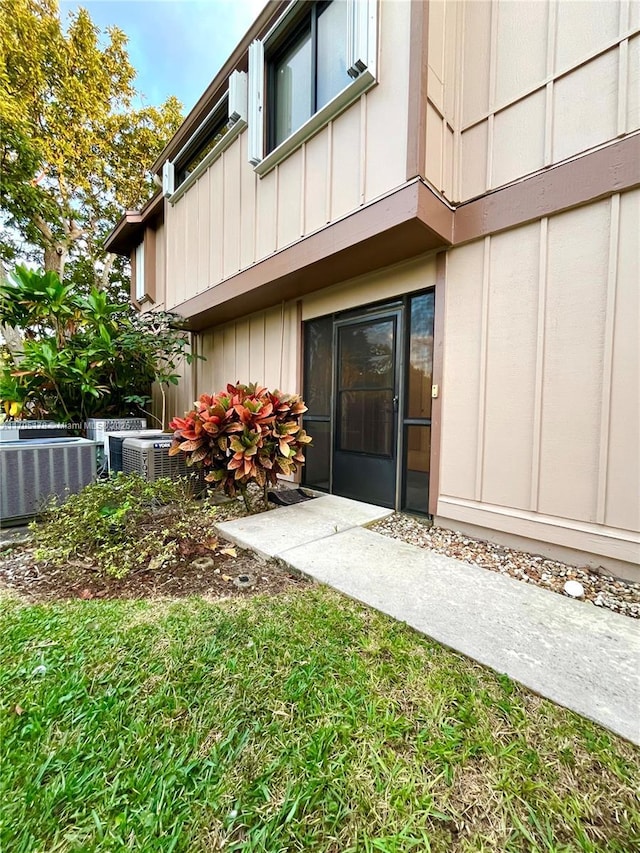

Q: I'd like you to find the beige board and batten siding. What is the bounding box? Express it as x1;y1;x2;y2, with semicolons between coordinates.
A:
161;0;412;312
302;253;438;320
426;0;640;203
195;250;439;392
197;302;300;396
438;189;640;578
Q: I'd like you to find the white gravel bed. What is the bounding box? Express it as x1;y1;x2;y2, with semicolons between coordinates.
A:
370;513;640;619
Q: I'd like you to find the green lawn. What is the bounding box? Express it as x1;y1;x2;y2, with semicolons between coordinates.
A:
1;587;638;852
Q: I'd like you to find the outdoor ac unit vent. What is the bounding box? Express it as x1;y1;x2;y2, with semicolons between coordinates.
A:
87;418;147;448
107;429;165;473
121;437;206;491
0;422;70;443
0;437;97;525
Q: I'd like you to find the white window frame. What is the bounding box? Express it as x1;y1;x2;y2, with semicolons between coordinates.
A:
134;240;145;302
163;70;248;204
248;0;378;176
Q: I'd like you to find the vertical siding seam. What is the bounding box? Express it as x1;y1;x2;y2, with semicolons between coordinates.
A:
326;121;333;223
485;114;494;191
486;0;498;191
252;163;258;266
436;113;442;190
279;301;286;389
453;0;465;201
300;143;306;237
544;0;558;166
233;324;238;384
596;194;620;524
530;217;548;512
221;152;226;281
544;81;554;167
359;95;367;205
274;164;280;253
237;152;243;272
475;235;491;502
617;39;629;136
261;314;266;386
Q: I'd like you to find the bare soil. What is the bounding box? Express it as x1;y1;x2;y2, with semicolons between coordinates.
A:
0;496;308;603
0;545;307;603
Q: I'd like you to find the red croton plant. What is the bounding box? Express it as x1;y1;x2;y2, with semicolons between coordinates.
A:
168;382;312;508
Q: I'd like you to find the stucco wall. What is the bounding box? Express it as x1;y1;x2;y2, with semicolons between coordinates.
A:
426;0;640;202
438;189;640;569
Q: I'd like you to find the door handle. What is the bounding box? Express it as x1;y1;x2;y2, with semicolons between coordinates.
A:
392;396;399;411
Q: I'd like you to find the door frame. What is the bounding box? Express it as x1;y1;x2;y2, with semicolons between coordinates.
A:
302;287;436;514
331;305;405;508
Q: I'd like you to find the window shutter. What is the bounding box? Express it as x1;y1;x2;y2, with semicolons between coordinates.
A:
347;0;377;79
248;39;264;166
228;70;248;124
162;160;175;197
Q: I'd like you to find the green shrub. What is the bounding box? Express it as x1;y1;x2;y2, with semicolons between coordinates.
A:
0;266;199;423
31;473;216;578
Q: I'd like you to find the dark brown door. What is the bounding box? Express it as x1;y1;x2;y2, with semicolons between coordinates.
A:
332;311;401;507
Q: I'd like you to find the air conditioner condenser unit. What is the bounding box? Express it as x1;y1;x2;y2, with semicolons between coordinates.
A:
107;429;165;473
0;437;97;525
87;417;147;448
121;437;206;492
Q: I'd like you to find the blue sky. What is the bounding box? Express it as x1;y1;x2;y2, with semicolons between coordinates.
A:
59;0;267;113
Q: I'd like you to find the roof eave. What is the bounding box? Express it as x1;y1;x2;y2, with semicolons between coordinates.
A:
150;0;289;175
103;192;164;256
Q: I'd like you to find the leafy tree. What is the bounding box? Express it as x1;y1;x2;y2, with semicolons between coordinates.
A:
0;266;198;424
0;0;182;290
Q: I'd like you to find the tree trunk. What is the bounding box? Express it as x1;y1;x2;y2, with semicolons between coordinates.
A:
43;242;69;278
0;324;24;362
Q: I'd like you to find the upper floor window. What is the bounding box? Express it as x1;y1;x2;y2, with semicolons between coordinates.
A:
175;101;230;190
161;70;248;203
268;1;351;152
248;0;378;174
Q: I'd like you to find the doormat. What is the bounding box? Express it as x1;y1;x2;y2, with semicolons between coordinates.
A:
267;488;316;507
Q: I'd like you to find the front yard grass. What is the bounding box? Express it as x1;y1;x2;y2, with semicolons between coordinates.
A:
1;587;638;852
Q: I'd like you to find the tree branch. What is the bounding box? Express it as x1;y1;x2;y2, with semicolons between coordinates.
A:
100;253;115;290
33;214;53;242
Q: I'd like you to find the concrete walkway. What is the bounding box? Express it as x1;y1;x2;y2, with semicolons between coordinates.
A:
217;495;640;744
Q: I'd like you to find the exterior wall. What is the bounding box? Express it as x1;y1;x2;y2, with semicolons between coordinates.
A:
197;302;300;396
438;189;640;572
161;0;412;312
426;0;640;202
150;352;194;428
302;252;438;320
194;251;438;396
153;222;166;310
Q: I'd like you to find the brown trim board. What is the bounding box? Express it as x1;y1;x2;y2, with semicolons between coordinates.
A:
105;192;164;255
429;251;446;517
455;134;640;243
406;0;429;181
174;181;454;330
143;227;157;304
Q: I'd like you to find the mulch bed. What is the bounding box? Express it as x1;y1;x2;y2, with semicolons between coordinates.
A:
0;546;308;603
0;496;309;603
